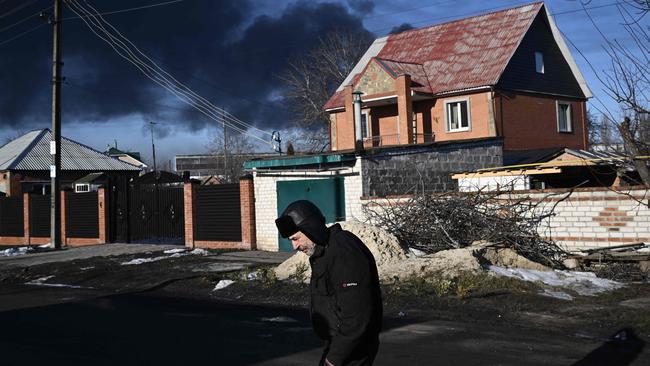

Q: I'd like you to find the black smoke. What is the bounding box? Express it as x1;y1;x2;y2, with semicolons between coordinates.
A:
0;0;374;135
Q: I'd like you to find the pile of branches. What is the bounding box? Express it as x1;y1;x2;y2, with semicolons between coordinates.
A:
363;190;569;269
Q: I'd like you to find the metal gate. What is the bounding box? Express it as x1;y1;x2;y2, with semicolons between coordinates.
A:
276;178;345;252
128;184;184;244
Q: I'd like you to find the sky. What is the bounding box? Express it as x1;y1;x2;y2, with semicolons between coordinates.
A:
0;0;646;167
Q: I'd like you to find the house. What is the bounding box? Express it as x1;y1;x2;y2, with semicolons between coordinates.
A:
452;148;634;191
324;2;591;152
243;2;596;252
0;129;141;196
106;146;147;170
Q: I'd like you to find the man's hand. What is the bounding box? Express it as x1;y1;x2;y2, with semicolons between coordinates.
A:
324;358;335;366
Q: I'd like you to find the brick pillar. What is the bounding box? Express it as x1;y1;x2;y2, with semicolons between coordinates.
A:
239;176;256;250
60;191;67;246
23;193;30;245
98;188;107;243
344;85;356;150
184;183;194;248
396;74;413;145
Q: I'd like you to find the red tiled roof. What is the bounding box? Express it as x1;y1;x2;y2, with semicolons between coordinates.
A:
324;2;544;110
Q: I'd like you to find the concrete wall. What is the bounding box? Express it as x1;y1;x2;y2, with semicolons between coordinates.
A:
361;139;503;196
252;160;363;252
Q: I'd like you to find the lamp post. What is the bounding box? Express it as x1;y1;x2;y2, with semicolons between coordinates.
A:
352;91;364;154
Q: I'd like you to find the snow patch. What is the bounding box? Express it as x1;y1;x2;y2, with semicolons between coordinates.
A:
488;265;623;296
26;275;93;289
164;248;187;254
1;246;33;257
213;280;235;290
190;248;208;256
121;248;207;265
541;289;574;301
260;316;298;323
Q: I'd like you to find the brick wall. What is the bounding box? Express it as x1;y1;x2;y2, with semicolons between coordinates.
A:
184;181;257;250
361;139;503;196
359;187;650;252
0;190;107;247
526;187;650;251
252;161;363;252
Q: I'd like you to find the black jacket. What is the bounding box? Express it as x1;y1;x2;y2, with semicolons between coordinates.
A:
309;224;383;365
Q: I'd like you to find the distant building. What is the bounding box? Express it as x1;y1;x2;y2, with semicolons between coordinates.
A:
175;153;275;179
0;129;141;196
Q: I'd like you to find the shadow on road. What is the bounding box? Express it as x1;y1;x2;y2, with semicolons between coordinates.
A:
0;291;415;365
571;328;645;366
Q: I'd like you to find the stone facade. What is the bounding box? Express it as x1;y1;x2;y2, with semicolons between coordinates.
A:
356;60;395;96
361;139;503;196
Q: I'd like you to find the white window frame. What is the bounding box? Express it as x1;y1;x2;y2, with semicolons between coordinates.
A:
360;110;370;139
535;51;544;74
556;101;573;133
445;98;471;132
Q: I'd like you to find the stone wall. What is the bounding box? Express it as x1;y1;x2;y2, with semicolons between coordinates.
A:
361;139;503;196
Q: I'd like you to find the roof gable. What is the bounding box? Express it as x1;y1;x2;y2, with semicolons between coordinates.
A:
355;58;397;96
0;129;141;171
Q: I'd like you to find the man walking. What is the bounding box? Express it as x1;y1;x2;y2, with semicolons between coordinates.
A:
276;200;382;366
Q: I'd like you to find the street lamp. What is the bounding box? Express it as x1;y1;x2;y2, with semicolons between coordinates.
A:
352;90;364;154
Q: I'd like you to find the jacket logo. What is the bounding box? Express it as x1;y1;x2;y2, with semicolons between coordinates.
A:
342;282;358;288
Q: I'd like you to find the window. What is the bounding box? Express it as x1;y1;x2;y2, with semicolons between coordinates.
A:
360;111;370;139
446;99;470;132
557;101;572;133
535;51;544;74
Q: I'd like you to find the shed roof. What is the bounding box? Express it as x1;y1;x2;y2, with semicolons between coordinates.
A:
0;129;141;171
324;2;591;110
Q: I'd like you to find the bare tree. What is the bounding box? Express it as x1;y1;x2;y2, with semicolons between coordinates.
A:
208;131;256;183
278;30;373;152
582;0;650;184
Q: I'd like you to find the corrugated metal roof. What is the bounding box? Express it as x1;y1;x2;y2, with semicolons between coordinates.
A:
0;129;141;171
325;2;547;110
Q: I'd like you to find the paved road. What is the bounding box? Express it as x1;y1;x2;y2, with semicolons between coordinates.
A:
0;244;292;268
0;286;648;366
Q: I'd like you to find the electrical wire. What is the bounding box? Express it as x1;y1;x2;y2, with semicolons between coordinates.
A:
0;5;52;34
0;22;45;46
61;0;184;21
64;0;274;147
69;0;271;138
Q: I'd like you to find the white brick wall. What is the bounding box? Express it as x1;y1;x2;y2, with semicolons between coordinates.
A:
252;159;364;252
358;187;650;252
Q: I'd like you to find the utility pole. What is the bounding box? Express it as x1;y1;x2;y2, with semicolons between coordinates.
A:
149;121;157;172
222;108;228;182
50;0;62;249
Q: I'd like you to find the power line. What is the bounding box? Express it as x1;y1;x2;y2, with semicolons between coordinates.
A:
61;0;184;21
0;23;45;47
0;5;52;34
65;0;274;146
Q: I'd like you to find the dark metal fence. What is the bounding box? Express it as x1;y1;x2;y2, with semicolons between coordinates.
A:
129;185;184;243
0;196;24;237
193;184;241;241
29;194;50;237
66;192;99;238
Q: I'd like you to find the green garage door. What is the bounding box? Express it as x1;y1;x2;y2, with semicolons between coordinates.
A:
276;178;346;252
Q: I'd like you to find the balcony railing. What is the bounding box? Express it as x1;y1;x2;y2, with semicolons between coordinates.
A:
362;133;435;148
